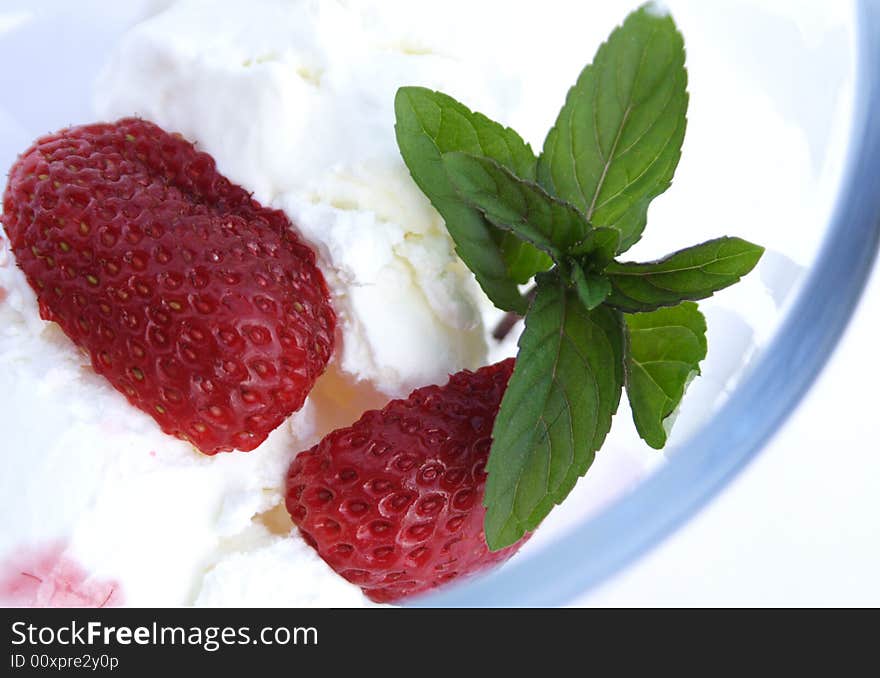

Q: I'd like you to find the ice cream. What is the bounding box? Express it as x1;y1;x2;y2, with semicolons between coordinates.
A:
0;0;516;607
0;0;854;606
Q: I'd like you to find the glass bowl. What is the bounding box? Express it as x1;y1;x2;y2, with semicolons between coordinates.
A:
420;0;880;605
1;0;877;607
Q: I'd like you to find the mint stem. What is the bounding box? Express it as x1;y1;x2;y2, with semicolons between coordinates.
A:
492;286;536;340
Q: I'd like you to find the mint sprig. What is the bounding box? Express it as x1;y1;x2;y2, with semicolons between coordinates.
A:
625;303;707;449
604;237;765;312
569;263;612;310
538;5;688;252
394;87;552;313
394;3;765;550
569;227;620;263
484;273;624;548
442;152;590;260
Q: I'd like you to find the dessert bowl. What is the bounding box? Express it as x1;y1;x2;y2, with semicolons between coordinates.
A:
0;0;877;606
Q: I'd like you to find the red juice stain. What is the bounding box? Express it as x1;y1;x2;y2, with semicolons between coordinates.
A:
0;543;122;607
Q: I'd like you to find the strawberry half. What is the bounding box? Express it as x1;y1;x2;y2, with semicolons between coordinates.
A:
285;359;528;603
2;119;335;454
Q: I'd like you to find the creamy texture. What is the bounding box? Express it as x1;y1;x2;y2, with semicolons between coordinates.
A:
1;0;519;607
0;0;852;606
0;248;376;605
94;0;504;397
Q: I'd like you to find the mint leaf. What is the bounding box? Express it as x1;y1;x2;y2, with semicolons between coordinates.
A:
392;5;766;556
442;152;591;261
484;272;624;549
625;302;707;448
570;226;620;267
604;237;764;312
537;5;688;252
395;87;552;313
569;262;612;310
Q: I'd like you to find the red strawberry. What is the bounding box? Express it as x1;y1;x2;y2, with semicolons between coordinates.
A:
285;358;527;603
2;119;335;455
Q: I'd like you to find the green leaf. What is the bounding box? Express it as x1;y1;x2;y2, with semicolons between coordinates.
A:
442;152;591;260
570;226;620;268
484;271;624;550
537;4;688;253
625;302;707;448
604;237;765;312
569;262;612;310
395;87;552;312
